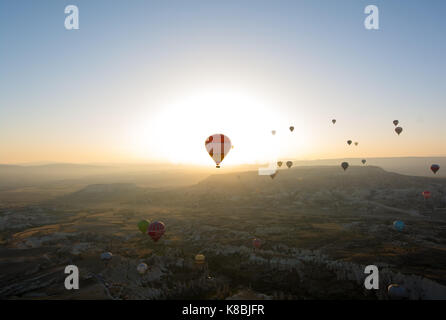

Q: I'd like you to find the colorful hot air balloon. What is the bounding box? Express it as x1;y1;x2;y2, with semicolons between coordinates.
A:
253;238;261;249
393;120;399;126
147;221;165;242
137;219;150;234
271;130;276;135
422;191;431;200
354;142;358;146
205;134;232;168
395;127;403;135
393;220;405;232
361;159;366;165
286;161;293;169
277;161;283;168
289;126;294;132
431;164;440;174
195;254;205;265
332;119;336;124
347;140;352;146
341;162;349;171
137;263;148;275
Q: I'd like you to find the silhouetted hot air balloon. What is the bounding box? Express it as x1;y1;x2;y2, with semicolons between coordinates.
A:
422;191;431;200
253;238;261;249
289;126;294;132
347;140;352;146
393;120;399;126
393;220;405;232
431;164;440;174
271;130;276;135
205;134;232;168
277;161;283;168
354;142;358;146
147;221;165;242
361;159;366;165
137;219;150;234
395;127;403;135
332;119;336;125
341;162;349;171
286;161;293;169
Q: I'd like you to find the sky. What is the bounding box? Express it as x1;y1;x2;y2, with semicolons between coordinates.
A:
0;0;445;166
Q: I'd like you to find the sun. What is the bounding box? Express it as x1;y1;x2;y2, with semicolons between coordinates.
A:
136;89;308;166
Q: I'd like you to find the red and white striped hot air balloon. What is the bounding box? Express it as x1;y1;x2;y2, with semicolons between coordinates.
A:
205;134;232;168
147;221;165;242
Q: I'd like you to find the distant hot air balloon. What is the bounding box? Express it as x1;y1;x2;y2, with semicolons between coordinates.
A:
422;191;431;200
286;161;293;169
271;130;276;135
137;220;150;234
431;164;440;174
195;254;205;265
253;238;261;249
137;263;148;275
332;119;336;125
395;127;403;135
289;126;294;132
393;120;399;126
147;221;165;242
205;134;232;168
277;161;283;168
270;171;278;179
361;159;366;165
393;220;405;232
387;284;408;299
347;140;352;146
354;142;358;146
100;252;113;261
341;162;349;171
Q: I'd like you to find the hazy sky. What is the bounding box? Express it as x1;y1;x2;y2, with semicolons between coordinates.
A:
1;0;445;165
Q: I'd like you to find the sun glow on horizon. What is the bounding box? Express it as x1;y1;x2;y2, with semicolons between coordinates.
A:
134;89;309;167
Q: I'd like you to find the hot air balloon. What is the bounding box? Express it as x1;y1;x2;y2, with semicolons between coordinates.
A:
422;191;431;200
387;284;408;299
100;252;113;261
393;220;405;232
341;162;349;171
361;159;366;165
286;161;293;169
332;119;336;125
270;171;278;179
147;221;165;242
289;126;294;132
205;134;232;168
277;161;283;168
393;120;399;126
253;238;261;249
195;254;205;265
137;263;148;275
271;130;276;135
431;164;440;174
395;127;403;135
137;219;150;234
347;140;352;146
354;142;358;146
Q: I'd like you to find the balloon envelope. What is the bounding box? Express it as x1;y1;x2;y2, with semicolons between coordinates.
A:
354;142;358;146
137;263;148;274
137;220;150;234
148;221;166;242
341;162;349;171
395;127;403;135
195;254;205;264
205;134;232;168
289;126;294;132
347;140;352;145
361;159;366;164
277;161;283;168
422;191;431;199
393;220;405;232
332;119;336;124
431;164;440;174
253;238;261;249
100;252;113;261
393;120;399;126
271;130;276;135
286;161;293;168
